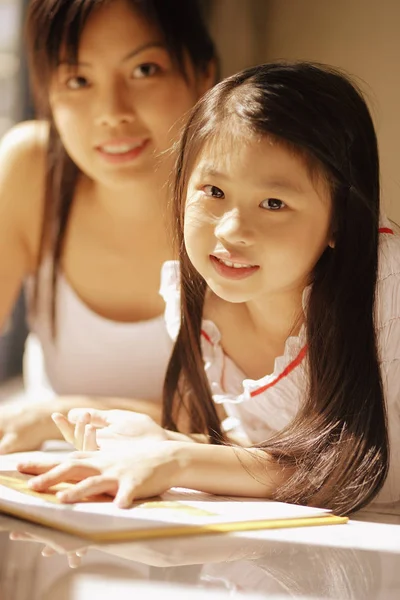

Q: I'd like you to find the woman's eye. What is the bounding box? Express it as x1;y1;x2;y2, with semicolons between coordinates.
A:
132;63;159;78
202;185;225;199
66;76;89;90
260;198;286;211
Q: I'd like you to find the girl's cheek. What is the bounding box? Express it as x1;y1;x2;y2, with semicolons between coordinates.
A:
184;205;209;232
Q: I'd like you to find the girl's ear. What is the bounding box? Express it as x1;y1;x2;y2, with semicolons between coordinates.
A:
328;239;335;249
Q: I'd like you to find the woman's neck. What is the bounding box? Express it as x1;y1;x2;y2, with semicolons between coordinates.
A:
78;174;168;223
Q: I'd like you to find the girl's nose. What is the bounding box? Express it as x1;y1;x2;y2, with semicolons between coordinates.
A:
214;209;255;246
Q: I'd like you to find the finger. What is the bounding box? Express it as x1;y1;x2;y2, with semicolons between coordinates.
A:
83;424;98;452
9;531;35;541
28;462;97;491
51;413;75;445
57;476;117;503
67;552;81;569
68;408;110;427
41;546;56;558
70;450;97;459
0;432;20;455
114;477;138;509
74;413;91;450
17;460;62;475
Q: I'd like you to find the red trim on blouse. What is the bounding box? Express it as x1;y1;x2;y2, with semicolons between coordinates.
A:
249;344;308;398
201;329;213;345
379;227;394;234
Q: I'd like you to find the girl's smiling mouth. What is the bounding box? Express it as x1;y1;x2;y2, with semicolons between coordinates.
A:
210;255;260;279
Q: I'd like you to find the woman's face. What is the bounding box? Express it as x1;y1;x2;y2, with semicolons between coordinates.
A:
49;0;213;189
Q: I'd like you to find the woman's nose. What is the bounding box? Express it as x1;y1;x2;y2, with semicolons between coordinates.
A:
95;82;136;127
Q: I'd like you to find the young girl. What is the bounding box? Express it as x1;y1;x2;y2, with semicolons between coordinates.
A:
0;0;215;453
20;62;400;515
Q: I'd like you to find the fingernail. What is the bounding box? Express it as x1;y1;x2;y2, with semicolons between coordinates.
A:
57;491;72;503
28;479;42;489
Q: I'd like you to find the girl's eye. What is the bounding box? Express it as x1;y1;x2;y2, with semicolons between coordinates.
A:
260;198;286;211
132;63;160;78
202;185;225;199
66;76;89;90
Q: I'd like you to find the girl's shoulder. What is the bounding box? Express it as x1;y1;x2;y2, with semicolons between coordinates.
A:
378;223;400;281
159;260;221;346
159;260;181;340
376;225;400;331
0;121;49;270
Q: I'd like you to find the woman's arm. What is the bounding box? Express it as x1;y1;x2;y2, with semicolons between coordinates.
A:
53;395;162;423
0;121;46;331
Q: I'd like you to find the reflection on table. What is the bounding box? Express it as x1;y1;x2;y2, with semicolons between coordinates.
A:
1;505;399;600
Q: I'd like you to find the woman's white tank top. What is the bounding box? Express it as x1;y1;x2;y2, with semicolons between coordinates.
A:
23;260;173;403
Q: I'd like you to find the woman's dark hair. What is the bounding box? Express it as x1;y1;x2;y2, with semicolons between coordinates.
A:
25;0;216;332
163;61;389;515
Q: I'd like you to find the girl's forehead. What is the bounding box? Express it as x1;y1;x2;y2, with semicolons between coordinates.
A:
192;130;301;177
188;128;332;203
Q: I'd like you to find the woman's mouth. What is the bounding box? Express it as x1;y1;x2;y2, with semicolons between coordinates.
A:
210;255;260;280
96;139;149;164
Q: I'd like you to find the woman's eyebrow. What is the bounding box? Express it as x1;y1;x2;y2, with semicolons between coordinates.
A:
58;42;166;68
120;42;167;63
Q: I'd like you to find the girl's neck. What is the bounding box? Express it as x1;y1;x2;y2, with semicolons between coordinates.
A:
244;287;305;343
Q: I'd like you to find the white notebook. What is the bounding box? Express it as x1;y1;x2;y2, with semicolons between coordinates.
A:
0;471;347;542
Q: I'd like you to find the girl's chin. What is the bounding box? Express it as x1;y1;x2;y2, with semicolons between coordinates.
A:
206;281;258;305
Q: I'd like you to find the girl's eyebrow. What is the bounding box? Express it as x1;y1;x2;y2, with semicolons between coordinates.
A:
58;42;166;68
197;165;305;194
197;166;230;180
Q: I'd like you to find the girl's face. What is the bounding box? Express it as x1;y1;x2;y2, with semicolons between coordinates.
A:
49;0;213;188
184;132;333;305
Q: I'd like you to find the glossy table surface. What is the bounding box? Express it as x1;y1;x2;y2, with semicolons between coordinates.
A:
1;450;400;600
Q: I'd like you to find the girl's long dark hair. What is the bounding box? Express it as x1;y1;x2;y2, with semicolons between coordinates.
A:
163;62;389;514
25;0;216;334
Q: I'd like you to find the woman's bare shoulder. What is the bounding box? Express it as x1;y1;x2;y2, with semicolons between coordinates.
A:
0;120;50;268
0;120;49;166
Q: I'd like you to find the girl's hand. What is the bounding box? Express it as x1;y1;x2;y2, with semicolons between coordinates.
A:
52;408;169;451
17;442;183;507
0;402;60;454
9;531;88;569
